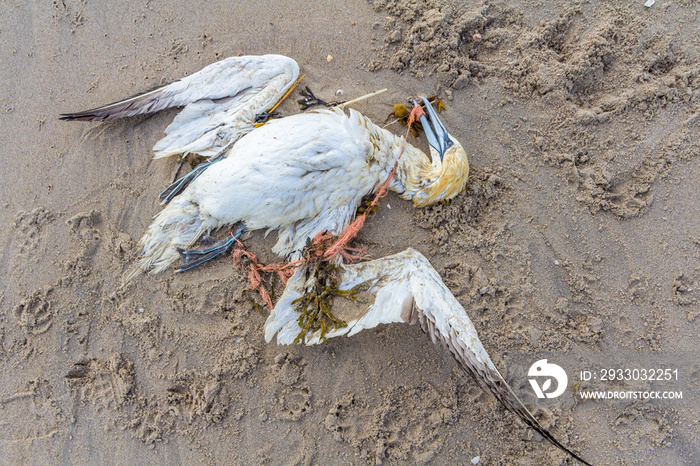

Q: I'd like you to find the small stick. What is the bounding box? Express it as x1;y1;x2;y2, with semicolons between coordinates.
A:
336;88;387;109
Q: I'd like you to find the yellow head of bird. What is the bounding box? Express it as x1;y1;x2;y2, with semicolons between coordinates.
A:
410;99;470;207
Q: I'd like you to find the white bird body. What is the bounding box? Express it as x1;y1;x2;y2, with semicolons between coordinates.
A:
134;106;467;276
62;55;469;277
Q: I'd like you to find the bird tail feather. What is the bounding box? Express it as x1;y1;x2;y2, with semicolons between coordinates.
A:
125;200;212;282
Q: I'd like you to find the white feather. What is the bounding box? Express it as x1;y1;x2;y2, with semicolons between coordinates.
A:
61;54;299;160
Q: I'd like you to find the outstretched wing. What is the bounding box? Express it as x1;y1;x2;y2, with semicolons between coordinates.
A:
60;54;299;159
59;54;298;121
266;248;590;465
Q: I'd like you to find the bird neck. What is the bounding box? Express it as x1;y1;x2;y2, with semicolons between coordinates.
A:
355;110;469;207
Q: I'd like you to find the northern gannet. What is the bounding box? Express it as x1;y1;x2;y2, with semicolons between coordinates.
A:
61;55;589;464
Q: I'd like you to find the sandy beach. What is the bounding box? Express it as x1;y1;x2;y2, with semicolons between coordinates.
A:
1;0;699;464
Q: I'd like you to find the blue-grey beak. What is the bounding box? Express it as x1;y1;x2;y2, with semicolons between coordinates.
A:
416;96;453;161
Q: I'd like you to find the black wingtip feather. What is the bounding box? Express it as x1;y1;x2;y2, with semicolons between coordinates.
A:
59;82;172;122
430;317;593;465
489;374;594;465
59;111;109;121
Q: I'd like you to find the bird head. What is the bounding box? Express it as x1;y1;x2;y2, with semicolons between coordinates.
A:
410;97;469;207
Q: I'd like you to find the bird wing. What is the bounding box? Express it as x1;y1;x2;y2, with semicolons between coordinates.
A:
59;54;298;121
265;248;590;465
60;55;299;159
